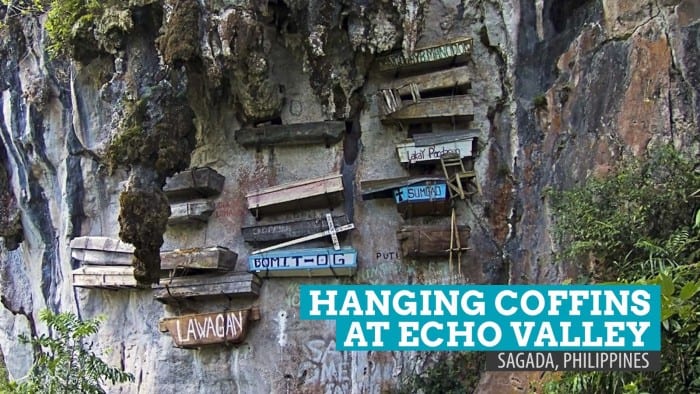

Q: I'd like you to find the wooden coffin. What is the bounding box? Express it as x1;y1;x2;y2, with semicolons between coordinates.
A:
236;121;345;148
248;247;357;277
382;95;474;124
241;215;351;244
163;167;225;201
159;307;260;349
160;246;237;271
377;37;473;73
396;130;479;164
378;66;470;116
246;173;344;218
153;272;261;304
361;176;445;200
397;225;471;258
168;200;215;225
72;266;140;289
70;236;134;266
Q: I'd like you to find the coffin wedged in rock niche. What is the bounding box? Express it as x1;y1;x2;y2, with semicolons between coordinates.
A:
246;173;344;218
153;272;261;304
160;246;237;271
236;121;345;148
168;200;215;225
163;167;225;201
376;37;473;73
397;225;471;258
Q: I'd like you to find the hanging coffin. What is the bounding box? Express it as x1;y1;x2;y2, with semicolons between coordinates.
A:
160;246;237;271
248;247;357;277
376;37;473;73
159;307;260;348
70;236;134;266
163;167;225;201
382;95;474;124
360;176;450;218
72;266;141;289
236;121;345;148
246;173;344;218
242;215;351;244
397;225;471;258
396;130;479;165
153;272;261;304
168;200;215;225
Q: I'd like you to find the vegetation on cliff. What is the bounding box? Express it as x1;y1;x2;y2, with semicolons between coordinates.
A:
546;146;700;393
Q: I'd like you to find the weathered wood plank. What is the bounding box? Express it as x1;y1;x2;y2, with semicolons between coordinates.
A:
396;131;477;164
394;182;447;204
382;95;474;123
70;236;134;266
246;174;344;217
242;215;350;244
153;272;261;303
377;37;473;72
379;66;471;96
360;176;444;200
163;167;225;201
168;200;215;225
159;307;260;348
236;121;345;148
248;247;357;277
72;266;141;289
396;200;451;219
160;246;237;271
397;225;471;258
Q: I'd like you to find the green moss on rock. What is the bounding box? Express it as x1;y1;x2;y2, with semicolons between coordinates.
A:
157;0;200;64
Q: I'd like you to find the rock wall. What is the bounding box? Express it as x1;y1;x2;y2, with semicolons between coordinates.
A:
0;0;697;393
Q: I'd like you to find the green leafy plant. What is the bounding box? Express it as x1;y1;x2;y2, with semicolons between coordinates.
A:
392;352;484;394
3;309;133;393
44;0;102;58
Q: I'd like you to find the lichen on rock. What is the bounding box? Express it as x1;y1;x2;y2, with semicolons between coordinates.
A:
157;0;201;64
0;159;22;251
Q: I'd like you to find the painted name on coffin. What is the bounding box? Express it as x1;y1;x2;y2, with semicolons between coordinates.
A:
174;310;244;344
394;183;447;203
407;146;461;162
249;248;357;271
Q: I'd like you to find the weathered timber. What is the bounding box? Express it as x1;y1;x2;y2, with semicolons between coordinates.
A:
246;173;344;218
70;236;134;266
380;66;470;96
360;176;445;200
252;214;354;254
382;95;474;124
396;199;452;218
248;247;357;277
396;130;479;164
160;246;237;271
153;272;261;304
397;225;471;258
394;182;447;204
236;121;345;148
168;200;214;225
377;37;473;72
159;307;260;348
242;215;351;244
163;167;225;201
72;266;141;289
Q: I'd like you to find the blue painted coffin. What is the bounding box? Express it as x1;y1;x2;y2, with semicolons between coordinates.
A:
248;247;357;277
393;183;447;204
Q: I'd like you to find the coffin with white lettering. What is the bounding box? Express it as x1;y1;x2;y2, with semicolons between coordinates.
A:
376;37;473;73
159;307;261;348
397;225;471;258
241;215;350;244
153;272;261;304
168;200;215;225
70;236;134;266
160;246;237;271
163;167;225;201
248;247;357;277
396;130;479;164
246;173;344;218
394;183;447;203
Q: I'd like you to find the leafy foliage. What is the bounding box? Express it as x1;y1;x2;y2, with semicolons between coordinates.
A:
3;310;133;393
392;352;484;394
44;0;102;58
545;146;700;394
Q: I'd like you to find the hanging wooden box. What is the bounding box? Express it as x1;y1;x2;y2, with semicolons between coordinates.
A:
163;167;225;201
160;246;237;271
153;272;261;304
383;95;474;124
396;130;479;165
70;236;134;266
246;174;344;218
168;200;215;225
397;225;471;258
159;307;260;349
376;37;473;73
241;215;351;244
248;247;357;277
72;266;140;289
394;182;451;218
236;121;345;148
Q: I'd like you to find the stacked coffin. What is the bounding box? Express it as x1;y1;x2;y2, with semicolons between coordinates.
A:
71;236;141;289
163;167;224;226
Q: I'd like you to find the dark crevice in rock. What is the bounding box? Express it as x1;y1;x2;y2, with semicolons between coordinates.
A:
342;116;361;222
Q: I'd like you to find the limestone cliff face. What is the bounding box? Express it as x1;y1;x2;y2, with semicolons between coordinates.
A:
0;0;697;393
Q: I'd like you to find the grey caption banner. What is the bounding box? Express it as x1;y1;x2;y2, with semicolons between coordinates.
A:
485;351;661;371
